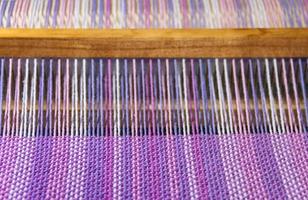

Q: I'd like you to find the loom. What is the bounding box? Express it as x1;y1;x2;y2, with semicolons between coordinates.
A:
0;1;307;199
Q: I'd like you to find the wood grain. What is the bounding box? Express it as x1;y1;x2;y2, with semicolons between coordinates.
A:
0;28;307;58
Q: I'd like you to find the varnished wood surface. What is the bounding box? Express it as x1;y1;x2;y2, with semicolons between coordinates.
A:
0;28;307;58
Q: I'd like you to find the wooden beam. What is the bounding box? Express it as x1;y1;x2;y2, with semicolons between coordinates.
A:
0;28;307;58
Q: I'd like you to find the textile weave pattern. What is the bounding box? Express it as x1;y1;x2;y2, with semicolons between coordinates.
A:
0;135;307;199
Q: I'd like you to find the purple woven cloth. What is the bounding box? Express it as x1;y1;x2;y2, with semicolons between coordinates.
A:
0;134;307;199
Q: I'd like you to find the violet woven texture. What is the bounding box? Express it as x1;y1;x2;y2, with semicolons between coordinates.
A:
0;135;307;199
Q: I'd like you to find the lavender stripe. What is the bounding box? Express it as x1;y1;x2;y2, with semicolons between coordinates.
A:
253;134;287;198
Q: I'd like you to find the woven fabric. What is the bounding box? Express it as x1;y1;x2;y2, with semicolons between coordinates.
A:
0;0;307;28
0;135;307;199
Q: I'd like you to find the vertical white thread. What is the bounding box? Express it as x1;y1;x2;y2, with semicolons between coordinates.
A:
116;59;121;136
183;59;190;134
240;59;250;133
129;64;134;136
265;59;277;134
82;59;87;136
290;58;303;133
210;60;220;134
112;61;117;136
12;59;21;136
57;59;61;135
224;59;234;134
74;58;79;136
166;59;172;136
29;58;37;136
215;59;226;134
177;60;186;135
133;59;138;136
274;59;286;133
3;59;12;136
20;59;29;137
66;59;70;135
232;59;242;134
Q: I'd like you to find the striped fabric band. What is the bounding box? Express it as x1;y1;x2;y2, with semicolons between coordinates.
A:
0;0;307;28
0;135;307;199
